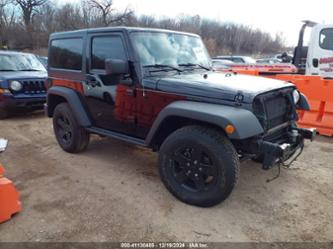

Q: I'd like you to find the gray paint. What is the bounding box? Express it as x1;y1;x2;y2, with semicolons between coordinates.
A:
145;100;264;145
155;72;296;104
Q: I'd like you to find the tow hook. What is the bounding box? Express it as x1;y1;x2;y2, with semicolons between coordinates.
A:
296;127;317;141
280;143;291;151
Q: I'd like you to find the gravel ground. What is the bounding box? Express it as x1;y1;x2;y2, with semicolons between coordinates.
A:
0;111;332;242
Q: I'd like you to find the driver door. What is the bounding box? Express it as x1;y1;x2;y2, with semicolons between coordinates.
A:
83;32;136;135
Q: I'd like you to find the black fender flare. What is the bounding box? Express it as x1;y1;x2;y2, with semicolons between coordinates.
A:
145;101;264;145
46;86;92;127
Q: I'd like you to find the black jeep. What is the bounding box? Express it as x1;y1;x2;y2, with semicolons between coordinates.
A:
46;27;315;207
0;51;47;118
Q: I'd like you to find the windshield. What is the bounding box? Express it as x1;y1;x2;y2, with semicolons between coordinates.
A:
130;32;211;71
0;53;46;71
244;57;256;64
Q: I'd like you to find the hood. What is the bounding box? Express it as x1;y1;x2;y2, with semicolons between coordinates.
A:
155;72;295;103
0;71;47;81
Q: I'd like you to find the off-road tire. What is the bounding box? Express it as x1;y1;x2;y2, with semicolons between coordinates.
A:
159;125;240;207
53;102;90;153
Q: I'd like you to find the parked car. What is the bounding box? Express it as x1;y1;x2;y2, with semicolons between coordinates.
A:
46;27;315;207
213;55;257;64
0;51;47;118
211;59;232;71
274;52;294;63
37;55;48;68
256;58;282;64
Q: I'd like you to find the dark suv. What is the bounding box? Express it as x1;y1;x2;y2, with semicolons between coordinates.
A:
0;51;47;118
46;27;316;207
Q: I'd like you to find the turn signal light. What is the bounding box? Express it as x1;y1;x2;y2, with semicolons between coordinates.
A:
225;124;235;134
0;88;10;94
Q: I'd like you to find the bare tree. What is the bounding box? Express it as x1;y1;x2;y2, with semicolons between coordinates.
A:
14;0;48;29
0;0;286;53
0;0;16;48
55;3;85;31
86;0;132;26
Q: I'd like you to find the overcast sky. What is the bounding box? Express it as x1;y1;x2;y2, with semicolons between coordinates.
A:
61;0;333;46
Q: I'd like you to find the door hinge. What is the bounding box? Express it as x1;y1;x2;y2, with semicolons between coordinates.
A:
234;92;244;105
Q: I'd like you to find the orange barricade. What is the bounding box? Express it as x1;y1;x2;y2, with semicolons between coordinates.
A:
230;63;297;73
274;75;333;136
0;164;22;223
232;69;260;76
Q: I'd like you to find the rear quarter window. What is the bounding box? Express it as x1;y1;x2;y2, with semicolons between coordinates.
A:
49;38;83;70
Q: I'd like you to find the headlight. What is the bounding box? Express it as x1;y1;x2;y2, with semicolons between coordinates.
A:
10;81;23;91
292;90;300;104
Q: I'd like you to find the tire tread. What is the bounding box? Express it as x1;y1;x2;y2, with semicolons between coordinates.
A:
159;125;240;207
53;103;90;153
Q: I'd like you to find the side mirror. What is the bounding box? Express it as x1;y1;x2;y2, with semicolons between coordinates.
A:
105;59;129;75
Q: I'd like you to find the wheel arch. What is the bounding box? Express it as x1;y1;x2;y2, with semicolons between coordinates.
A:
47;86;91;127
145;101;264;148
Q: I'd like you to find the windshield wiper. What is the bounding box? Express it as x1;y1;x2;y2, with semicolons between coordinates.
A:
0;69;16;71
178;63;211;71
143;64;183;72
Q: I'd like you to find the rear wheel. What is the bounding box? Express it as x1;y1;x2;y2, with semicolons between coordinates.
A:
159;125;240;207
53;103;90;153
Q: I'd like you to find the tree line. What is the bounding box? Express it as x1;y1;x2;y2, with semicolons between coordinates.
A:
0;0;286;56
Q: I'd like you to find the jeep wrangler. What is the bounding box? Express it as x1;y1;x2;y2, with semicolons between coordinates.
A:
0;51;47;119
46;27;315;207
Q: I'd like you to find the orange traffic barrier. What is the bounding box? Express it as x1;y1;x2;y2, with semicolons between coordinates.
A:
232;69;260;76
0;164;22;223
230;64;297;73
274;75;333;136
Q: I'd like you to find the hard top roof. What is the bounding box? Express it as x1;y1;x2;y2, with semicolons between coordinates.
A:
50;26;199;39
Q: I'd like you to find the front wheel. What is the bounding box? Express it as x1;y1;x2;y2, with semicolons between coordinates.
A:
53;103;90;153
159;125;240;207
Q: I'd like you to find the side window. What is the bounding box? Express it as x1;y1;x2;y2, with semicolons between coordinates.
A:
91;36;127;70
233;58;244;63
49;38;83;70
319;28;333;51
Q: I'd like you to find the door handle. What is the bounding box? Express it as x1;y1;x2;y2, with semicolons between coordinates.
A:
312;58;319;68
126;88;135;96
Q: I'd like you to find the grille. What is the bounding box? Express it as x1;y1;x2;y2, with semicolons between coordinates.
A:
21;80;46;94
253;89;294;131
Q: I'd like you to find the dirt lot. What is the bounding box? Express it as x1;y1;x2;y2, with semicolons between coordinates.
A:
0;112;332;242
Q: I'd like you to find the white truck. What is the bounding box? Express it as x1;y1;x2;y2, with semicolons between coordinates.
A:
294;20;333;78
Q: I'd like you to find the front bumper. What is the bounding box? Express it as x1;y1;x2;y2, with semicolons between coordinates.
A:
258;127;316;170
0;95;46;111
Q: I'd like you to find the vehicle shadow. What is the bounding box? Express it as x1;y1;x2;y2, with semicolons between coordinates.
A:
83;136;281;202
314;135;333;144
3;110;45;121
